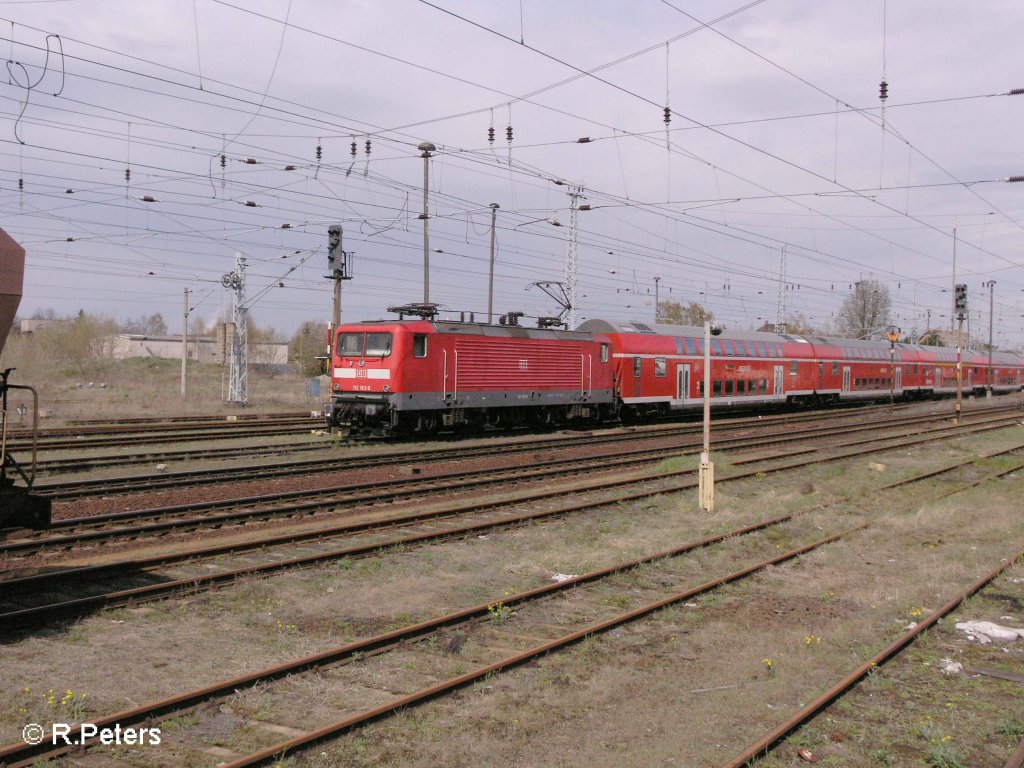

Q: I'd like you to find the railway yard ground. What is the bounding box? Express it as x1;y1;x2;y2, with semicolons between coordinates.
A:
1;393;1023;767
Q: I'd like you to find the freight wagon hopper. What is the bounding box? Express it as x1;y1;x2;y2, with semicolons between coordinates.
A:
0;228;51;529
328;318;615;437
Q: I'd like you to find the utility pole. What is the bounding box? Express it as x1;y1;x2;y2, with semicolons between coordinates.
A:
950;217;957;332
886;325;901;409
488;203;499;323
985;279;996;396
775;245;786;333
180;287;190;397
327;224;353;354
653;276;661;322
699;320;719;512
224;253;248;405
953;282;967;424
418;142;435;304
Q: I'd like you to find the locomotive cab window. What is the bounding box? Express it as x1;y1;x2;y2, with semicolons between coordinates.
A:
634;357;642;377
337;332;393;358
654;358;667;377
365;333;392;357
413;334;428;358
337;333;364;357
790;360;798;375
600;343;609;363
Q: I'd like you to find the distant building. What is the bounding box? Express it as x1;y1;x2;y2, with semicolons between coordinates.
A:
110;326;288;365
19;318;65;333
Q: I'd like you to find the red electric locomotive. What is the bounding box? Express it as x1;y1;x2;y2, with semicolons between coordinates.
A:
327;315;615;437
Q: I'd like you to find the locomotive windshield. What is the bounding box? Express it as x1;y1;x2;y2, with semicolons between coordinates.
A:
336;332;393;358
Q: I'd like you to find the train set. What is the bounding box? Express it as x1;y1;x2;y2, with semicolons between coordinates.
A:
325;312;1024;437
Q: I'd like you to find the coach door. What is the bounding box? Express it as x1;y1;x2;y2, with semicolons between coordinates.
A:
895;367;903;393
842;366;851;392
774;365;785;396
675;364;691;404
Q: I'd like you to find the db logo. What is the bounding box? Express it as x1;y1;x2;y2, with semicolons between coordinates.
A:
355;370;367;378
518;360;528;370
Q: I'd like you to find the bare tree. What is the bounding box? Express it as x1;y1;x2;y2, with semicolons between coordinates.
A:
657;300;713;326
782;313;820;335
836;281;891;339
121;313;168;336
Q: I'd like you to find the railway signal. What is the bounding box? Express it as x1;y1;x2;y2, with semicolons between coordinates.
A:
954;283;968;319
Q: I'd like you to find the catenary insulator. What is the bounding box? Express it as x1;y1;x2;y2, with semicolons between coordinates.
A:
879;80;888;101
365;138;371;155
316;144;322;161
351;139;357;157
663;106;671;124
488;126;495;144
220;154;226;169
506;125;513;142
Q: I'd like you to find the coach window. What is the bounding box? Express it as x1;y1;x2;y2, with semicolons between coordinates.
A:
413;334;428;358
655;358;667;377
790;360;798;375
832;361;839;375
634;357;642;377
713;380;722;397
725;380;734;395
711;339;723;355
760;379;768;394
685;337;698;355
756;341;767;357
600;343;609;363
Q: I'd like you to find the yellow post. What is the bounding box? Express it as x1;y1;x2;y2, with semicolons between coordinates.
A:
699;450;715;512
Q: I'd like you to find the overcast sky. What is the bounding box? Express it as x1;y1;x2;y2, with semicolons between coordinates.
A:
2;0;1022;347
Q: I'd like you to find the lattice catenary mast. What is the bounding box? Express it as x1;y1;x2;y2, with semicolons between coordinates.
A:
774;244;787;333
565;186;584;329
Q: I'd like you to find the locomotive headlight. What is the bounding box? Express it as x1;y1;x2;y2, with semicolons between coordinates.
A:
383;385;390;392
333;383;341;391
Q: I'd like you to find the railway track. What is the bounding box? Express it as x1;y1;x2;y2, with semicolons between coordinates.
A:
2;408;1021;629
1;438;1019;766
31;437;326;475
27;400;1023;501
6;406;1021;558
3;421;319;456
